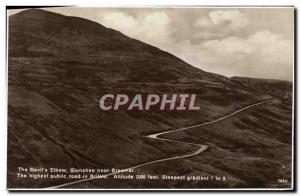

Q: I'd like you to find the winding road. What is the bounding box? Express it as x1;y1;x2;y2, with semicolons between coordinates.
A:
46;99;273;189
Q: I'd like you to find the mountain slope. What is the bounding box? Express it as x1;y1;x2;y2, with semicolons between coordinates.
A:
231;76;293;102
7;9;292;189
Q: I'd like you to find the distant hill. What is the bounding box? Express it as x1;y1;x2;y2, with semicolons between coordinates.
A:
231;77;293;102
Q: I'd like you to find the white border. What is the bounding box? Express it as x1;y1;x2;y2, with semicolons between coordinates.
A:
2;1;297;194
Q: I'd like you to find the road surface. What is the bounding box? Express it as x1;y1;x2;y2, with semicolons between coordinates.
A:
46;99;273;189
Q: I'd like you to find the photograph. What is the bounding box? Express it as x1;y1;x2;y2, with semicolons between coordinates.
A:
6;6;294;191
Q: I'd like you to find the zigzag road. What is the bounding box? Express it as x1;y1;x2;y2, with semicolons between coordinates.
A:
46;99;273;189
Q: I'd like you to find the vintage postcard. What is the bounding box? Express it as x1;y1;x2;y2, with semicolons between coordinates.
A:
7;6;294;190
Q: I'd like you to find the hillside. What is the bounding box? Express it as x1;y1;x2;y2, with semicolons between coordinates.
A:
231;76;293;103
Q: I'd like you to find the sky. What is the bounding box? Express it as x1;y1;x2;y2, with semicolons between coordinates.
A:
9;7;294;81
